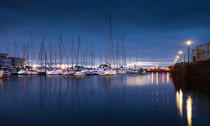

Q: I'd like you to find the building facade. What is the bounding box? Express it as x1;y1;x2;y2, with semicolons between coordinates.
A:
192;42;210;62
0;53;26;68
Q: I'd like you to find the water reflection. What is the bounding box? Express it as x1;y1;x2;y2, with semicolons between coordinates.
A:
126;73;170;86
166;72;170;84
156;72;158;85
0;74;208;126
151;72;154;84
176;90;183;117
186;96;192;126
172;75;210;126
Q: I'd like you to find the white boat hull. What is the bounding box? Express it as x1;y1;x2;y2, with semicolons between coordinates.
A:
74;71;86;76
117;70;127;74
47;70;63;75
18;70;29;75
62;71;75;75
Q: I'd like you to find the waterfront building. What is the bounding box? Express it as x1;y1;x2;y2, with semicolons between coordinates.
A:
0;53;26;68
192;42;210;62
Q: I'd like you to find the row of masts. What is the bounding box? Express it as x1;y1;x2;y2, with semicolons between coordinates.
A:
11;16;127;69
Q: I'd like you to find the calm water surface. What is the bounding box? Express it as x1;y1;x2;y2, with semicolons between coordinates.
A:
0;73;209;126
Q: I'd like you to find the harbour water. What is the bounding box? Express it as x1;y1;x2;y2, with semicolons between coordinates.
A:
0;73;209;126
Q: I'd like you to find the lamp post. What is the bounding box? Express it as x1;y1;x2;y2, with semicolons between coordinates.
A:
186;41;191;63
178;51;182;63
176;56;180;63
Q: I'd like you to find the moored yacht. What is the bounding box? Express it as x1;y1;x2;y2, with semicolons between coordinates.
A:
74;70;86;76
38;69;46;75
18;69;29;75
97;64;116;75
47;69;63;75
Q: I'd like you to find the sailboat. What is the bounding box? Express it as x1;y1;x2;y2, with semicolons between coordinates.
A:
97;16;117;75
46;42;62;75
73;35;86;76
37;39;47;75
117;36;127;74
66;40;76;75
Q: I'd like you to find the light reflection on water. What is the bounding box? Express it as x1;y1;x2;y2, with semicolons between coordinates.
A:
0;73;209;126
186;96;192;126
176;90;183;117
176;90;193;126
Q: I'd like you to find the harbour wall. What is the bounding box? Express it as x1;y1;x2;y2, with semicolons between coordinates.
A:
172;60;210;80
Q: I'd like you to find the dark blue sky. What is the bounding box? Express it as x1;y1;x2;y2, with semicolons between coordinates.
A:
1;0;210;63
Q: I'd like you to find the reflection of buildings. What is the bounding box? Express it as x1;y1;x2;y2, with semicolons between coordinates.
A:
172;75;210;126
186;96;192;126
176;90;183;117
151;72;171;111
176;90;192;126
150;72;170;85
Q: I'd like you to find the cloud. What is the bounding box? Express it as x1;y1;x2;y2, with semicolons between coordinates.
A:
1;0;210;62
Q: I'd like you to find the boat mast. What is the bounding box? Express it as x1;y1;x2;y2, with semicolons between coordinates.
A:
54;52;57;67
39;37;45;68
109;16;114;67
121;36;126;67
71;40;74;67
23;43;26;59
14;41;19;58
59;34;63;67
26;44;29;66
116;41;119;68
45;51;47;70
30;32;35;66
85;43;88;67
76;35;80;66
49;42;52;69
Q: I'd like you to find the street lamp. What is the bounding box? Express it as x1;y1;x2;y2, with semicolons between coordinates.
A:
186;41;191;63
178;51;182;63
176;56;180;63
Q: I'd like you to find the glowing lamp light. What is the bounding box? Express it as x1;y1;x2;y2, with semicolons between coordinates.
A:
177;56;179;59
61;64;65;69
187;41;191;45
178;51;182;55
32;64;37;69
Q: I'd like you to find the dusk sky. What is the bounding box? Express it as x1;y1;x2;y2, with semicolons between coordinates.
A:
1;0;210;65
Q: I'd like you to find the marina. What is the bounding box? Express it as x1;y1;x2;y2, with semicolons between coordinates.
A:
1;0;210;125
